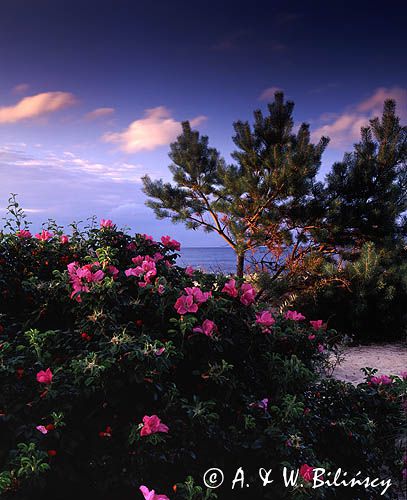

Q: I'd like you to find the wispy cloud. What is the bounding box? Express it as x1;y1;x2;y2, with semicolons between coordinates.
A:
5;149;143;183
0;144;154;230
21;207;46;213
259;86;283;101
12;83;30;95
312;86;407;148
103;106;207;153
0;92;76;124
84;107;115;120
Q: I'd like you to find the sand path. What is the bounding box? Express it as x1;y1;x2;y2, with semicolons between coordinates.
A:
332;343;407;384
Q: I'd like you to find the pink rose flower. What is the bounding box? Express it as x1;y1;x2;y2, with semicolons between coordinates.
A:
221;279;238;298
174;294;198;315
193;319;217;337
308;334;316;341
185;266;194;276
140;415;169;437
125;258;157;285
107;265;119;278
125;268;138;277
256;311;275;327
184;286;211;304
35;230;53;241
161;235;181;251
67;262;105;301
36;368;53;384
240;283;256;306
371;374;393;385
249;398;269;412
100;219;114;228
127;242;137;251
139;485;169;500
174;287;211;315
299;464;315;482
132;255;145;265
153;252;164;262
36;425;48;434
285;310;305;321
16;229;32;239
310;320;325;330
60;235;69;244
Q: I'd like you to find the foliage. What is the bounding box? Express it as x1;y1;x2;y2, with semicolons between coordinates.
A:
293;242;407;341
0;216;405;499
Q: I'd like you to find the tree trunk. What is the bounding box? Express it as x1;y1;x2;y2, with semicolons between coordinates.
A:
236;252;245;278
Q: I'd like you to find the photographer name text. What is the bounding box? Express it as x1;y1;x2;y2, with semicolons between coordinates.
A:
203;466;392;496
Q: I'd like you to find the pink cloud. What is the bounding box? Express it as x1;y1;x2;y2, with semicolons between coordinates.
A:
356;86;406;113
259;86;283;101
0;92;76;124
312;86;406;148
103;106;207;153
85;107;115;120
12;83;30;95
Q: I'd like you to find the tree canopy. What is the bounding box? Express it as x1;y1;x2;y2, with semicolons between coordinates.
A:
142;92;329;276
326;99;407;252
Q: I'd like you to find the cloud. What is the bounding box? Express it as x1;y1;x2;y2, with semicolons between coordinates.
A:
85;107;115;120
356;87;406;114
0;143;145;183
103;106;207;153
0;92;76;124
259;86;283;101
12;83;30;95
312;86;407;148
21;208;46;213
0;143;161;234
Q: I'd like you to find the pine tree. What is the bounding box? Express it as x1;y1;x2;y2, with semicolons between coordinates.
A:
326;99;407;253
142;92;329;276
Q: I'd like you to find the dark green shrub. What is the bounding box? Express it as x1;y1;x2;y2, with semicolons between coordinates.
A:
0;221;404;499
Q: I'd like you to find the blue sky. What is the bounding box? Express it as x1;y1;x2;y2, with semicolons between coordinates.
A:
0;0;406;245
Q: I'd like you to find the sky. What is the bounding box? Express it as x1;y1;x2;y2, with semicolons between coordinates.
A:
0;0;406;246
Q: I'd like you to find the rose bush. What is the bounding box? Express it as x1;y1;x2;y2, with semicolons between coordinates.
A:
0;216;405;499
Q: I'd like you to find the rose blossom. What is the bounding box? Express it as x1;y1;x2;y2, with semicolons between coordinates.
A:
16;229;32;239
310;319;325;330
36;368;53;384
100;219;114;228
285;310;305;321
240;283;256;306
139;485;169;500
299;464;315;482
193;319;217;337
256;311;275;327
161;235;181;251
35;230;53;241
221;279;238;298
140;415;169;437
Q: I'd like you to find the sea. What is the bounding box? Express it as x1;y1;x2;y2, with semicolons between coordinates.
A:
176;247;235;273
176;247;268;274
